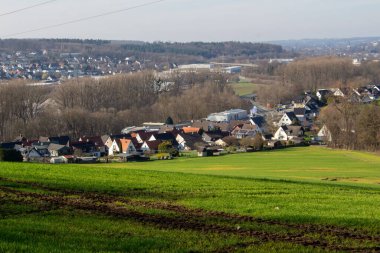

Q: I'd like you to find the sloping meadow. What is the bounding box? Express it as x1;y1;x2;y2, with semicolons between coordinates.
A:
0;147;379;252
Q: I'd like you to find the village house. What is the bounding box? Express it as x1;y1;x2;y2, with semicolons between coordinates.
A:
49;136;70;147
330;88;346;97
182;127;201;134
149;133;178;146
108;139;121;156
278;112;299;126
119;139;137;154
316;89;333;101
231;124;260;139
317;125;332;143
101;135;113;146
176;133;206;151
293;108;312;127
136;131;156;144
79;136;107;156
249;116;266;132
141;140;162;153
202;130;227;144
47;143;71;157
71;141;96;156
273;125;305;141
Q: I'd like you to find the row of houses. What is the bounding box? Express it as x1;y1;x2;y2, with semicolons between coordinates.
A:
0;108;270;162
316;85;380;104
269;85;380;144
1;49;153;82
270;91;326;143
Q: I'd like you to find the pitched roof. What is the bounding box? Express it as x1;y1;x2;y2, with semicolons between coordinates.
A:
47;143;67;151
292;95;306;104
294;108;306;116
317;89;333;96
70;141;96;152
110;134;132;140
101;135;111;144
153;132;176;141
80;136;104;147
202;131;227;141
284;112;297;121
24;139;39;147
182;127;201;134
144;140;162;151
119;139;133;153
282;125;304;136
136;131;156;142
250;116;265;128
130;137;142;150
158;126;179;134
0;142;22;149
263;134;274;140
39;136;49;143
233;129;257;137
49;136;70;146
241;124;258;131
178;133;205;150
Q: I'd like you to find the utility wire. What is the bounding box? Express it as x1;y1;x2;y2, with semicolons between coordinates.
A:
5;0;167;38
0;0;58;17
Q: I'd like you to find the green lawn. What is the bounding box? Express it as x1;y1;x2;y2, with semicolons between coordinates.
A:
229;81;261;96
0;147;379;252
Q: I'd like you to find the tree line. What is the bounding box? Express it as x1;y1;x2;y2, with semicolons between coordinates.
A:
0;71;247;141
320;98;380;151
122;42;284;59
256;57;380;105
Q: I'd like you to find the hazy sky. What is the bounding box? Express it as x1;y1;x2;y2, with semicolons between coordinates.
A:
1;0;379;42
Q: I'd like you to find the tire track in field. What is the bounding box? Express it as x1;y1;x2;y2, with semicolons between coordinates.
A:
0;177;378;242
0;179;379;252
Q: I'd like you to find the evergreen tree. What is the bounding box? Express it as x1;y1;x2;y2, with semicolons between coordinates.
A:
165;116;174;125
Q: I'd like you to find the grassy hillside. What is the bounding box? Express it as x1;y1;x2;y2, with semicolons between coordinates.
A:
0;147;379;252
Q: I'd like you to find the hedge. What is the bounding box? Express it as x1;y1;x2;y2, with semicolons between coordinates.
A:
0;149;23;162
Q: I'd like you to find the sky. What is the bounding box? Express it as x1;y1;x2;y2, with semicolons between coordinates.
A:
1;0;379;42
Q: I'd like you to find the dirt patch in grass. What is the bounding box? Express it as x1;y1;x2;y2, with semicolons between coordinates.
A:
321;177;379;184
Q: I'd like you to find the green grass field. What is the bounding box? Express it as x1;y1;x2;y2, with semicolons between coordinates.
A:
229;81;261;96
1;147;379;252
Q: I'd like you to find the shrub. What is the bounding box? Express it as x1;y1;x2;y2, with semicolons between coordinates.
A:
0;149;23;162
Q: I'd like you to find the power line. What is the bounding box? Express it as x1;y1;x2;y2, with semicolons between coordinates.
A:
0;0;58;17
5;0;167;38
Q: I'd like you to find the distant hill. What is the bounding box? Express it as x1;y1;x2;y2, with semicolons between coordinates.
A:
269;36;380;50
121;41;284;59
0;39;286;60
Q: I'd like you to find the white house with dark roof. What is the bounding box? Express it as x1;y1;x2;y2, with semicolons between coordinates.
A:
273;125;305;141
278;112;298;126
317;125;332;142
